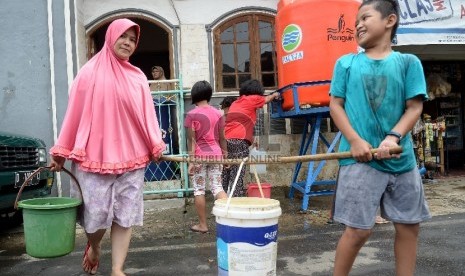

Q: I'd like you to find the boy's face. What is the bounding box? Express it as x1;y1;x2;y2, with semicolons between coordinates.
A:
355;4;391;49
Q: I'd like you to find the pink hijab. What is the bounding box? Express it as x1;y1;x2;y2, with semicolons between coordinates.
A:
50;18;165;174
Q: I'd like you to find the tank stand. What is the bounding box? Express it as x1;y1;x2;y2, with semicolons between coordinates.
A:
270;81;342;212
289;108;341;212
289;109;341;212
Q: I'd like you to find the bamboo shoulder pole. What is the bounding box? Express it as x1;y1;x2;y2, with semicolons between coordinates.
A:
160;146;403;164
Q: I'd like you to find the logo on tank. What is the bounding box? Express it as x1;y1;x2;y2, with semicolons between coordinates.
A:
281;24;304;64
326;14;355;42
282;24;302;53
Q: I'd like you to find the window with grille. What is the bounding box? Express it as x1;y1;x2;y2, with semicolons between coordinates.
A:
214;14;277;91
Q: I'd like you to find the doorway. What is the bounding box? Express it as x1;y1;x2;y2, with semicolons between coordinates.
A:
87;17;173;80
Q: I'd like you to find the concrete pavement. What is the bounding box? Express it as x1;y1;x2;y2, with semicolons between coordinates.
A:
1;212;465;275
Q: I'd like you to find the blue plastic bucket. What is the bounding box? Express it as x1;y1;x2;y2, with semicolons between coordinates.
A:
212;197;282;275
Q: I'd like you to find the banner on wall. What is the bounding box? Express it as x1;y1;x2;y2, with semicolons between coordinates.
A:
395;0;465;45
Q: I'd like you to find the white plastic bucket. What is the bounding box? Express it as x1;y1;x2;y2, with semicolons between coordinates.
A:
212;197;282;276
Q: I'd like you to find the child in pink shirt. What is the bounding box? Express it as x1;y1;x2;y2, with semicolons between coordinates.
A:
184;81;227;233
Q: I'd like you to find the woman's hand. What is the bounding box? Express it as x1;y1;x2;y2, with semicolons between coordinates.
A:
49;155;65;172
152;151;163;162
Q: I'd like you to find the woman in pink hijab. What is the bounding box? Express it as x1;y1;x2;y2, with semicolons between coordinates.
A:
49;18;165;276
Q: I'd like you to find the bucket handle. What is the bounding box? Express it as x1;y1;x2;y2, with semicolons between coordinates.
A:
14;166;81;210
251;164;265;198
225;157;248;212
249;140;264;198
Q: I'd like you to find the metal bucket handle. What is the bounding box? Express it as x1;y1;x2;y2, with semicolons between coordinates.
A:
14;166;81;210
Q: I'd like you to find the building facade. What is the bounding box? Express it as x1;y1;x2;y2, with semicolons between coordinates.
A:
1;0;465;193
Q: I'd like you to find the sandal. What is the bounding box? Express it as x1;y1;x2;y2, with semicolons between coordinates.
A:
82;241;99;275
375;216;390;224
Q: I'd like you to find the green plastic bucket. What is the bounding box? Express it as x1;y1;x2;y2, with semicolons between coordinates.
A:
18;197;82;258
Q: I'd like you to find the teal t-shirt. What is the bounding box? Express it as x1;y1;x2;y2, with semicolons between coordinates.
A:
330;51;427;173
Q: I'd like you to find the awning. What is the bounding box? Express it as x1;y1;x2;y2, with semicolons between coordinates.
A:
395;0;465;45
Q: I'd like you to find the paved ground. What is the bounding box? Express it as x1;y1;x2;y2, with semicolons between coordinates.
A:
1;176;465;275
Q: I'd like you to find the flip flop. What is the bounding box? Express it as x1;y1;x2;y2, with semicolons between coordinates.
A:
375;216;390;224
190;225;209;234
82;241;99;275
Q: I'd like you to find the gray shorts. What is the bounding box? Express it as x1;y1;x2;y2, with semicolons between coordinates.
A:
333;163;431;229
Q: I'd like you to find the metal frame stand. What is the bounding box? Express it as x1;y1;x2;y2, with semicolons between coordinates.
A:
271;81;341;211
288;109;341;211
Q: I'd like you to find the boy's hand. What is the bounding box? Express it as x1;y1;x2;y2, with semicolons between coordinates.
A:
375;137;401;159
350;138;373;162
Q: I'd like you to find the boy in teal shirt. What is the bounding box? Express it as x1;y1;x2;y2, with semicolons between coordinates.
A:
329;0;431;275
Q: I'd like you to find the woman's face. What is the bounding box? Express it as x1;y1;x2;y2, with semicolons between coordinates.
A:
113;28;137;60
152;68;162;80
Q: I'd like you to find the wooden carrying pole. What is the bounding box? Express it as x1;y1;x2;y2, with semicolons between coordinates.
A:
160;146;403;164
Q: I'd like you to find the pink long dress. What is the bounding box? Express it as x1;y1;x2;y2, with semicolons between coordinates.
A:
50;18;165;174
